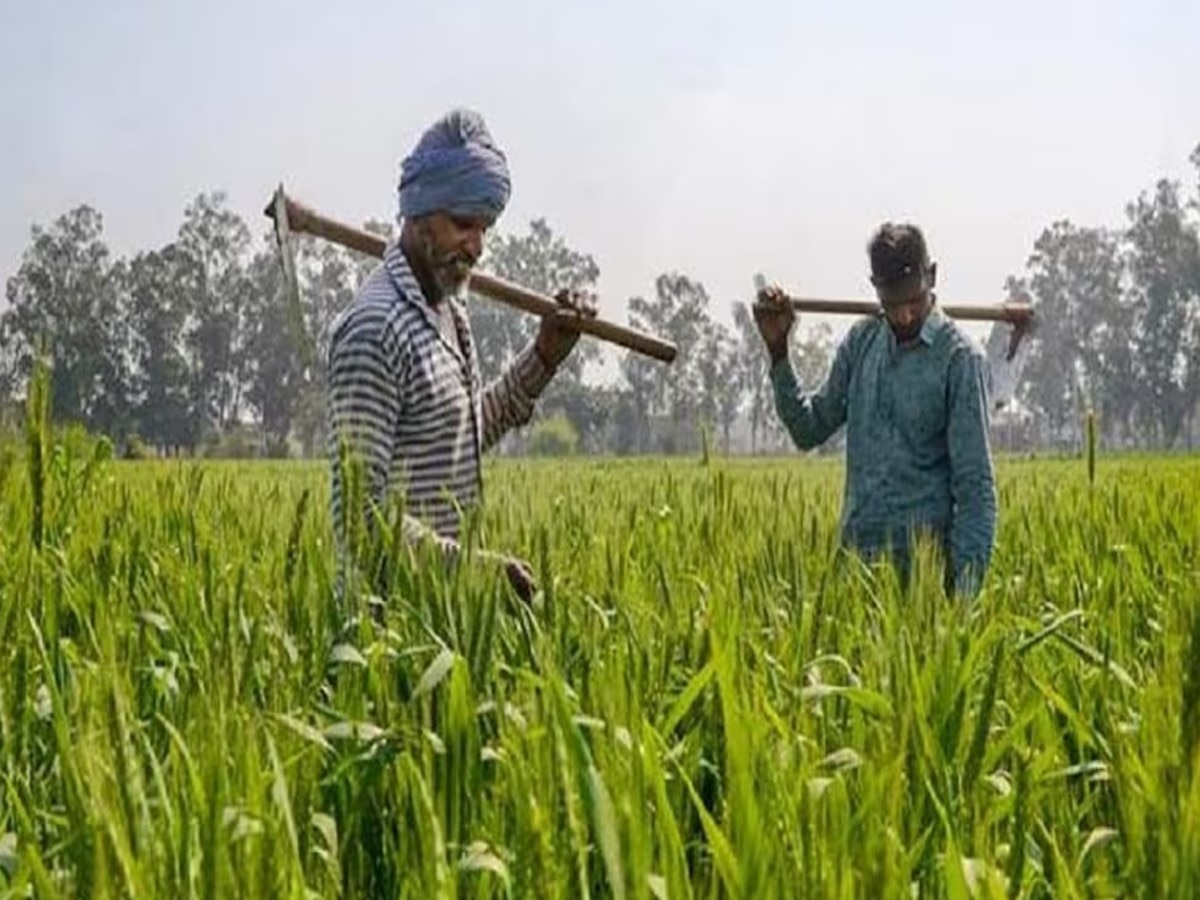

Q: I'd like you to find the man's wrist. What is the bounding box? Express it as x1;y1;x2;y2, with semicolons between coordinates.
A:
768;342;789;366
534;338;561;371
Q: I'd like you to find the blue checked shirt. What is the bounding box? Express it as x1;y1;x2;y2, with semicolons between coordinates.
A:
770;307;997;596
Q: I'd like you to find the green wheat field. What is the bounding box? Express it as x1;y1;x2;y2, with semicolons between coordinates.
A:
2;404;1199;897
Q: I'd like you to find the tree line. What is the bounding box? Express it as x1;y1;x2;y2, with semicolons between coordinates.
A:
1006;143;1200;449
2;141;1197;457
0;192;823;458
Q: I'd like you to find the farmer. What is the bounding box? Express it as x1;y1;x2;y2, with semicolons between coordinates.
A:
326;108;596;602
755;222;997;597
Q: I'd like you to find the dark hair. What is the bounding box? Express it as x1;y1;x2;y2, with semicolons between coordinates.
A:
868;222;930;286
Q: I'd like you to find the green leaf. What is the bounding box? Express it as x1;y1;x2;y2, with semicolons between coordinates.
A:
413;648;457;700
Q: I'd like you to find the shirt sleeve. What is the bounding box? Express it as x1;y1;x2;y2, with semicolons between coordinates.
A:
769;333;854;450
480;341;554;452
326;315;458;572
946;345;998;597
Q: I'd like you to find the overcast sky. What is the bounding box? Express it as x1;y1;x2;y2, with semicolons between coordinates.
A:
2;0;1197;346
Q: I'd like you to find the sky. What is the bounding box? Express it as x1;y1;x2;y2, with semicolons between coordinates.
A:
2;0;1198;355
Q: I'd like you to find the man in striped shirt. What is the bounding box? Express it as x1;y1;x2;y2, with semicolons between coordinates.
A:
326;109;596;602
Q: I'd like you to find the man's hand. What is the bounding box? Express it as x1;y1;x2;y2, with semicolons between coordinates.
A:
502;555;537;603
535;288;599;369
479;549;538;603
753;284;797;364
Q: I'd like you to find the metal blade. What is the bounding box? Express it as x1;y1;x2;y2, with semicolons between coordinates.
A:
268;184;314;374
984;317;1035;412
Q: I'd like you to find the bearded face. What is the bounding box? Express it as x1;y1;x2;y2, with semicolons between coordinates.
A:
412;213;492;298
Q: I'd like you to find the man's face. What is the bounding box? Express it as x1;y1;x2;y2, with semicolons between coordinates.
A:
874;265;935;343
413;212;493;297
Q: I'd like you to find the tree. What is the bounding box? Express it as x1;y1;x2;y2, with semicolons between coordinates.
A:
621;273;713;453
351;219;396;285
474;219;600;380
0;316;17;411
696;319;743;452
1191;142;1200;213
1011;222;1134;446
124;244;199;452
615;333;657;455
528;414;579;456
243;248;303;455
2;205;131;436
732;301;770;453
474;219;602;449
177;191;253;439
1124;179;1200;447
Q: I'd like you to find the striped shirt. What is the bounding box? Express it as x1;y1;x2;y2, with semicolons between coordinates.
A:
326;239;553;564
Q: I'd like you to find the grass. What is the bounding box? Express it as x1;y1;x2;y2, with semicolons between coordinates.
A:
1;417;1199;897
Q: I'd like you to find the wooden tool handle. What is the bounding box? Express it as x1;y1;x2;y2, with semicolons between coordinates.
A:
270;192;678;364
754;293;1035;325
470;274;679;363
285;197;388;259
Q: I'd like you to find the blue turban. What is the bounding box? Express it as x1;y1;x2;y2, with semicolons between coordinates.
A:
397;108;511;221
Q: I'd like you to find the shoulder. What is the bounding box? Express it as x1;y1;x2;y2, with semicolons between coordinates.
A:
928;313;990;406
930;309;986;365
847;314;882;341
839;313;885;358
328;264;422;365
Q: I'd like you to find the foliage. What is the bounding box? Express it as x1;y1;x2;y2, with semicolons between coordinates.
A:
527;414;580;457
1011;146;1200;448
1;433;1199;896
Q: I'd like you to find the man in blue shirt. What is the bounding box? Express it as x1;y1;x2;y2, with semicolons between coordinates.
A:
755;223;997;597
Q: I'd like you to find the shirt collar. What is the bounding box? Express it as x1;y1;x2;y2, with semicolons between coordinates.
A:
384;240;434;311
881;304;944;352
916;306;944;346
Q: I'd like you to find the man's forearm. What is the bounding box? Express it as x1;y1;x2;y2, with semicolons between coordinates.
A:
770;356;845;451
480;342;554;450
